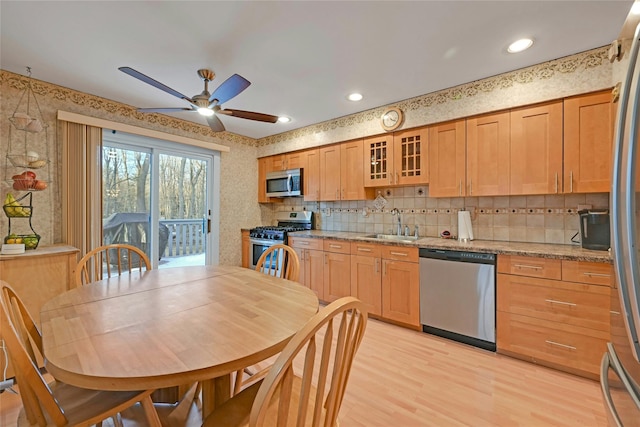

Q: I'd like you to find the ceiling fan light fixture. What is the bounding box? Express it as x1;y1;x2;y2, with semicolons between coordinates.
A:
347;93;363;101
277;116;291;123
198;107;214;116
507;38;534;53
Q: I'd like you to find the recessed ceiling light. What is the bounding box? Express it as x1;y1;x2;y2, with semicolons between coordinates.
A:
277;116;291;123
347;93;363;101
507;38;534;53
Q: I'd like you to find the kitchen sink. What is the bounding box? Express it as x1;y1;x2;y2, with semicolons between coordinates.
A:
363;234;418;242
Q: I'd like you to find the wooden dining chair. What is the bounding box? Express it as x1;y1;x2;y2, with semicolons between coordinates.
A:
0;281;162;427
203;296;368;427
74;243;151;287
255;244;300;282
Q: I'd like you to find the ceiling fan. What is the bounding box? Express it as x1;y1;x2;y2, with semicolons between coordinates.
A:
118;67;279;132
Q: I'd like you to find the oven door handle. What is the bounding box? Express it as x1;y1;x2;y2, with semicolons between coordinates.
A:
250;238;279;246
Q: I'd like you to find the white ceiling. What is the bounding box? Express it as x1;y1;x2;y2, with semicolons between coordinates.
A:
0;1;634;140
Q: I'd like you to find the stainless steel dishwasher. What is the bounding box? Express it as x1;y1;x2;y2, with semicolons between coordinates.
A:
419;248;496;351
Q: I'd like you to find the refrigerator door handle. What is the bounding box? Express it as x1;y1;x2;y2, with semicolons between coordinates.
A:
600;343;640;427
601;352;624;427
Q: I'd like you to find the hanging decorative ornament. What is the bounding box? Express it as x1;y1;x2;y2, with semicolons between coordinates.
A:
4;66;51;190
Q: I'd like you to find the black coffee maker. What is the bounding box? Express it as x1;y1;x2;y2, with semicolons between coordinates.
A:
578;209;610;251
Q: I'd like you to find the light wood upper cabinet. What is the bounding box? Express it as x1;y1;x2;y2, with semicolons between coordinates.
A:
466;111;510;196
304;148;320;201
257;157;277;203
341;139;371;200
393;127;429;186
320;140;373;201
268;152;306;171
428;119;466;197
510;101;563;195
363;134;393;187
319;144;342;200
563;90;614;194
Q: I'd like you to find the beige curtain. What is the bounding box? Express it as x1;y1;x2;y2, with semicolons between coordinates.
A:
60;122;102;259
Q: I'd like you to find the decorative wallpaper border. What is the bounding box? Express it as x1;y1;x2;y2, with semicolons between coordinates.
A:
257;46;610;146
0;70;257;147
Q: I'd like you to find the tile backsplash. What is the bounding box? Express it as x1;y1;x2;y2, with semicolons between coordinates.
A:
267;186;609;246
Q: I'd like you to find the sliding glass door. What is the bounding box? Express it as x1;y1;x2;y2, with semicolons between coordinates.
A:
102;130;217;268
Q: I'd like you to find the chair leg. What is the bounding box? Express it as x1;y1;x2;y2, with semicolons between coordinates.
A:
140;395;162;427
234;369;244;396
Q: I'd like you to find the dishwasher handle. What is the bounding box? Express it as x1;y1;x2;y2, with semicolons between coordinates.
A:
419;248;495;264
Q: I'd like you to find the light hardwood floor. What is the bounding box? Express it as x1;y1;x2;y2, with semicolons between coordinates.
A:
0;316;608;426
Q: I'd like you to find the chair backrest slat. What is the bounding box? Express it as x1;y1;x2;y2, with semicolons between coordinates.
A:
249;297;367;427
255;244;300;282
74;243;151;287
1;282;68;426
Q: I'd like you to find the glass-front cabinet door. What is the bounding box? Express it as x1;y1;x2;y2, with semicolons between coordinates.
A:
364;134;393;187
393;127;429;186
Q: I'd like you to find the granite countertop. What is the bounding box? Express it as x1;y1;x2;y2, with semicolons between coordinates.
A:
287;230;612;263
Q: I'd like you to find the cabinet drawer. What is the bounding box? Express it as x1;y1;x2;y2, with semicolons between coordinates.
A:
323;239;351;254
561;260;613;287
350;242;382;257
288;236;323;251
381;246;418;263
497;255;561;280
497;312;609;378
497;273;610;332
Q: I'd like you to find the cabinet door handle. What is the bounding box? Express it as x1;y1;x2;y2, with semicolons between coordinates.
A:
324;253;328;264
390;251;408;257
301;250;306;261
544;299;577;307
459;180;462;196
396;172;399;184
357;247;372;252
513;264;543;270
583;272;610;278
329;244;342;249
297;241;309;245
469;179;472;196
555;172;558;194
570;170;573;193
545;340;576;351
375;258;379;273
382;260;387;275
335;189;339;199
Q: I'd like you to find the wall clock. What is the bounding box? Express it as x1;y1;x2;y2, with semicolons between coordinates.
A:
380;107;404;131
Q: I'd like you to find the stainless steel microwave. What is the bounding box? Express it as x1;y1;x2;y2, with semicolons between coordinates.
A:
266;168;303;197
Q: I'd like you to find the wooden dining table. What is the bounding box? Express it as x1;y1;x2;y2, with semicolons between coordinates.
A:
39;265;319;419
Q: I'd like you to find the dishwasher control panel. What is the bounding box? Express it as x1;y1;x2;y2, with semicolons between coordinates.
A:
419;248;495;264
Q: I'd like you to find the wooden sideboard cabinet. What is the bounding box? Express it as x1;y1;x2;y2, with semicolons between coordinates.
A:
497;254;612;380
0;244;79;378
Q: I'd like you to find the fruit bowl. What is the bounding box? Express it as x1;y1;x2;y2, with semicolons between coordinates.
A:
3;192;33;217
4;234;40;250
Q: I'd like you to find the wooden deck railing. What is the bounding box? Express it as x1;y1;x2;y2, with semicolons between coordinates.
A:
160;218;206;257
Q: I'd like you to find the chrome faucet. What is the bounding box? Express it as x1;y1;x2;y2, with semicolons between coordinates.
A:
391;208;402;236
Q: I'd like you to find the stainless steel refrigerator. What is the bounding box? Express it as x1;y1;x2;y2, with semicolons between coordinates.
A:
602;11;640;426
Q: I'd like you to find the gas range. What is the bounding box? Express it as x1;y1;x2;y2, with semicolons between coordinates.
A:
249;211;314;243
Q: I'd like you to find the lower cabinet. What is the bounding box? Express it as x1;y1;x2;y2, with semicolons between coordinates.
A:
350;241;419;327
289;236;325;300
323;239;351;302
380;246;420;327
241;230;250;268
497;254;612;379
